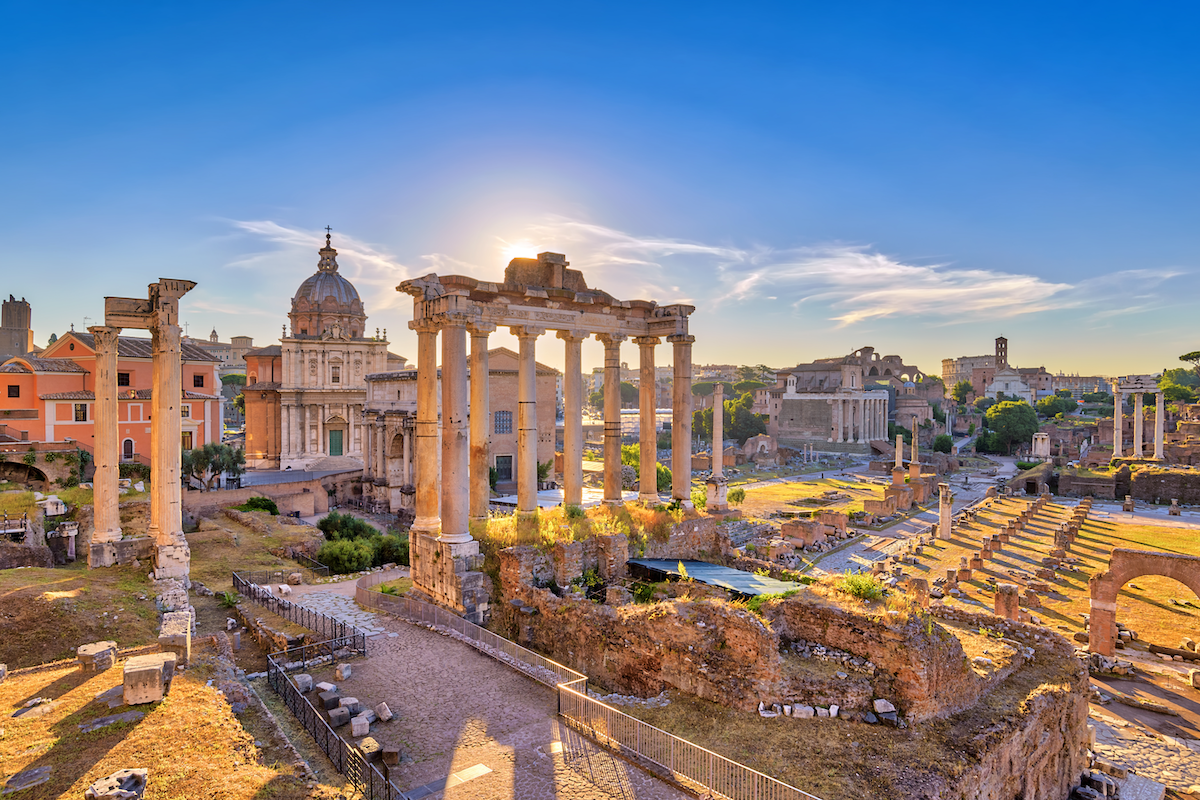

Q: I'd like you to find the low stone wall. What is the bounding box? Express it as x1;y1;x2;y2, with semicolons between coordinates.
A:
232;604;305;654
222;508;274;534
1058;473;1117;499
0;541;52;569
186;483;323;518
1131;467;1200;504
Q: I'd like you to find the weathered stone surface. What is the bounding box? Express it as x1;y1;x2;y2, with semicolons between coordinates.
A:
79;710;144;733
374;701;393;722
77;640;118;673
358;736;382;760
338;697;361;714
318;690;340;710
327;707;351;727
873;698;896;714
158;610;191;665
351;714;369;737
335;663;352;680
293;673;313;693
83;767;148;799
796;705;814;719
122;653;176;705
287;572;303;585
382;746;401;765
315;681;336;693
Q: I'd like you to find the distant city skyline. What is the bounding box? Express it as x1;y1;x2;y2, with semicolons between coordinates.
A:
4;3;1196;378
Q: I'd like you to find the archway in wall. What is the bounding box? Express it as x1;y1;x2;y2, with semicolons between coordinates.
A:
0;461;49;492
122;439;135;460
387;432;407;486
869;367;879;376
1089;547;1200;655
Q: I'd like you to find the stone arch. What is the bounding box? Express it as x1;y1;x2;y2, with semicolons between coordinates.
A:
1088;547;1200;655
122;438;135;460
868;366;879;376
0;460;49;491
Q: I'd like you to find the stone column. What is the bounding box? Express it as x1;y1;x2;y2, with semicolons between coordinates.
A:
1133;391;1144;458
513;326;544;516
151;320;188;579
635;336;660;503
317;405;325;456
938;482;952;540
1154;391;1165;460
411;320;441;534
669;334;694;506
558;330;587;509
598;334;626;505
89;326;122;565
895;434;904;470
402;421;412;486
469;323;495;523
1112;385;1123;458
835;399;844;442
440;316;470;544
706;383;728;511
362;413;373;481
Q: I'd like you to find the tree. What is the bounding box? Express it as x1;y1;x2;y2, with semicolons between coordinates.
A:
735;365;758;382
1082;391;1111;404
733;380;767;395
1036;395;1073;418
691;381;736;397
974;396;996;413
984;401;1039;455
181;442;245;491
951;380;973;404
932;434;953;453
692;391;767;445
619;381;638;406
1055;389;1073;399
588;389;604;411
221;373;247;386
1181;350;1200;377
233;393;245;415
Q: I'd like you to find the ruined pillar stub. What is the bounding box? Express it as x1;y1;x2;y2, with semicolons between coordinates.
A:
706;382;728;511
937;482;952;540
995;583;1020;621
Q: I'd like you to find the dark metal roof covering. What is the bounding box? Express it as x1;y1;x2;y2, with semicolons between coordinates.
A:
628;559;806;597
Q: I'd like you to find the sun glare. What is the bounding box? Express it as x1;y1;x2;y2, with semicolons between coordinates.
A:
499;239;537;263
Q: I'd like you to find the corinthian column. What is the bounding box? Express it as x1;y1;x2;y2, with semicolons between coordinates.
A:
558;330;587;509
1133;391;1144;458
410;320;441;534
469;323;495;523
440;316;470;544
635;336;660;503
1112;384;1123;458
513;326;544;516
89;326;122;564
1154;391;1165;460
668;334;694;506
598;333;626;505
150;317;188;578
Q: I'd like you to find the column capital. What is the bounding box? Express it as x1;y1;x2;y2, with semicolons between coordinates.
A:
409;318;441;335
509;325;546;339
467;321;496;336
633;336;661;347
596;333;626;347
432;311;472;329
88;325;123;349
667;334;695;345
556;329;590;343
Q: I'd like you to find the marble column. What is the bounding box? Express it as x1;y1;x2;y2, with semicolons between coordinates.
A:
1154;392;1165;460
669;334;694;506
147;325;163;541
835;399;844;442
362;412;373;481
317;405;325;456
895;434;904;470
1133;392;1144;458
440;317;470;544
558;330;587;509
1112;387;1123;458
375;418;385;480
855;399;863;443
635;336;660;503
469;323;495;523
599;334;626;504
938;482;952;540
411;320;441;534
402;421;412;485
706;382;728;511
89;326;122;555
151;319;188;578
513;326;544;516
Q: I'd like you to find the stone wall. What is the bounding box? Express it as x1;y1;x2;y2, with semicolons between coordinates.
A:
232;604;304;654
1057;472;1117;499
183;481;326;517
1131;467;1200;504
0;540;52;569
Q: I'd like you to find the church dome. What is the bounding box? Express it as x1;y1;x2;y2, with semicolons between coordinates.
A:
288;233;367;338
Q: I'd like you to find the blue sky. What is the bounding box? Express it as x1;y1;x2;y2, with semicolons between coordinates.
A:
3;2;1197;377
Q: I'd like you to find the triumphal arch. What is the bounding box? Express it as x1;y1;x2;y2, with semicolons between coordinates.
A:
397;252;695;622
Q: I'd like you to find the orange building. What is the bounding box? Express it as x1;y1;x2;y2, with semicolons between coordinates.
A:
0;330;221;461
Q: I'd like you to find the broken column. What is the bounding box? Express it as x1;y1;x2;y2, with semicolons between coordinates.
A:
937;482;952;540
995;583;1020;620
706;382;729;512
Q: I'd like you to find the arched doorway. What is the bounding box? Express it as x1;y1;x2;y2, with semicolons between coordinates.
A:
1089;547;1200;655
122;439;135;461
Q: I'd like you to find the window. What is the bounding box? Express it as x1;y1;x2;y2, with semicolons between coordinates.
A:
74;403;87;421
181;405;190;418
6;385;17;398
331;366;340;384
495;455;513;482
117;372;130;386
193;374;204;388
181;431;193;450
494;410;513;434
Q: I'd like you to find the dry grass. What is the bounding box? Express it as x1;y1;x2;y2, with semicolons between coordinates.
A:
911;498;1200;649
187;515;325;591
377;576;413;595
738;478;886;519
0;489;37;516
0;660;315;800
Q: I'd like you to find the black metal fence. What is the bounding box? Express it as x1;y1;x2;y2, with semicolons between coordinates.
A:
267;651;405;800
231;571;361;646
293;553;330;580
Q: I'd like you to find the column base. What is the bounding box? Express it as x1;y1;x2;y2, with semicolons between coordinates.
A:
153;543;191;581
411;516;441;535
436;532;476;548
639;492;661;505
410;532;489;624
706;477;728;512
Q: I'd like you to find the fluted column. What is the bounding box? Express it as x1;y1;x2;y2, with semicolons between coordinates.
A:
635;336;660;503
469;323;495;522
1154;392;1165;460
835;399;844;442
411;320;441;534
1112;384;1123;458
440;316;470;544
598;334;626;505
402;421;412;485
558;330;587;509
151;318;188;577
362;412;373;481
1133;391;1144;458
669;334;694;505
513;326;544;516
90;326;122;552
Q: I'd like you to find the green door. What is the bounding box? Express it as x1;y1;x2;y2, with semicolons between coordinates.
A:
329;429;343;456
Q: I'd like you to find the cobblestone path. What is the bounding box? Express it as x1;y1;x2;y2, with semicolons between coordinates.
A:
286;581;688;799
1092;708;1200;794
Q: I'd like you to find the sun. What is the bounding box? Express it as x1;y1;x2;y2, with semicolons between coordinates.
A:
499;239;537;263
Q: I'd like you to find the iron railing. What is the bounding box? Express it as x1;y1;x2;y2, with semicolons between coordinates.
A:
292;552;330;580
232;570;358;643
356;571;822;800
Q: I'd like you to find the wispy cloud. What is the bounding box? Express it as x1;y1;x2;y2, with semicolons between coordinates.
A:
508;216;1190;328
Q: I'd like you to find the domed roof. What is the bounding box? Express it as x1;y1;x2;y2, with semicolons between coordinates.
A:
292;234;361;308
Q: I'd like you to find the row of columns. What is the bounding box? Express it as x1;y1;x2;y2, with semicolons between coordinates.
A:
409;317;696;545
280;402;362;460
1112;388;1165;460
362;415;413;486
831;395;888;443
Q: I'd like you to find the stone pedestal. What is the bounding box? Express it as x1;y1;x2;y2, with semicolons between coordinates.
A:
706;475;728;512
937;483;952;540
123;653;176;705
77;641;118;673
158;610;192;665
410;532;490;624
995;583;1020;620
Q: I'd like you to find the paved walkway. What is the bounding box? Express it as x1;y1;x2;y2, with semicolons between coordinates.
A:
283;578;688;799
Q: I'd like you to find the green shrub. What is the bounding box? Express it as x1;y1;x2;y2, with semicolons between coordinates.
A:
373;533;410;567
1015;461;1039;471
317;538;375;574
727;487;746;505
218;591;240;608
632;582;657;604
691;487;707;508
836;571;884;601
565;504;586;520
745;589;799;616
237;496;279;515
932;434;953;453
317;511;376;541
